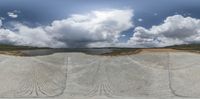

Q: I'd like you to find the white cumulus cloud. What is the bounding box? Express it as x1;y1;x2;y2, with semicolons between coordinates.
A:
4;10;200;48
0;9;134;48
0;23;65;47
45;9;133;47
128;15;200;47
7;10;20;18
138;18;143;22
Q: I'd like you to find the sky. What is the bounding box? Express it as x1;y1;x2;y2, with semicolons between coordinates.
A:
1;0;200;48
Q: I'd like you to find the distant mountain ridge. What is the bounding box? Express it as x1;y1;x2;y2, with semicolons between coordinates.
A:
165;44;200;50
0;44;199;56
0;44;50;51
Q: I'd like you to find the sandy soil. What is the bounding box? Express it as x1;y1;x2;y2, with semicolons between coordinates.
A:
0;51;25;56
140;48;179;53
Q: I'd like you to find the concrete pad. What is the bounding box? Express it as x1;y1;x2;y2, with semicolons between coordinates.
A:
169;52;200;98
65;53;172;98
0;52;200;99
0;55;66;98
129;52;169;70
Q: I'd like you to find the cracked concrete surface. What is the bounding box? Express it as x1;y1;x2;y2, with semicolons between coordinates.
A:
0;54;67;98
0;52;199;99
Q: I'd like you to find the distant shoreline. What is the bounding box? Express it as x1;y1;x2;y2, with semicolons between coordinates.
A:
0;48;196;57
0;44;200;56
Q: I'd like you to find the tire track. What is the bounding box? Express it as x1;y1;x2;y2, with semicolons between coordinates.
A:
4;56;68;98
86;57;114;97
167;52;200;98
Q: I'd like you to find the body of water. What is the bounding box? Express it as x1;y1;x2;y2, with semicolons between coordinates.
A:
21;48;113;56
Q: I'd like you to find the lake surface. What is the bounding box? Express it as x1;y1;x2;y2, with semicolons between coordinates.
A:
21;48;113;56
